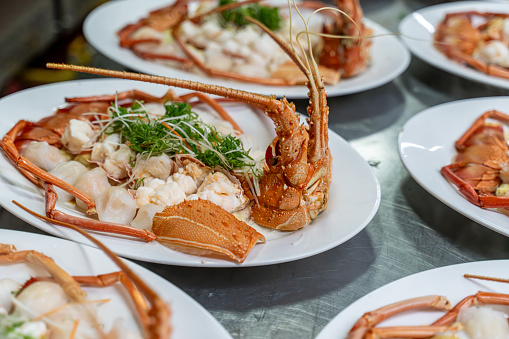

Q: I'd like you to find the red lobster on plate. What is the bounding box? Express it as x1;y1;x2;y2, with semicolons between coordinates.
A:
434;11;509;79
116;0;371;85
441;110;509;214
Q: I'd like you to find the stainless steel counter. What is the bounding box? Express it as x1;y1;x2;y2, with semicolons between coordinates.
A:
1;0;509;338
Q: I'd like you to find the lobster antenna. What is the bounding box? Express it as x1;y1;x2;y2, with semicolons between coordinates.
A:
46;63;279;109
292;0;319;78
286;0;311;75
464;274;509;284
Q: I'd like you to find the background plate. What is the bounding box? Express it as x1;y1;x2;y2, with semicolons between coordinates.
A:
84;0;410;99
398;97;509;236
0;79;380;267
399;1;509;90
0;229;232;338
316;260;509;338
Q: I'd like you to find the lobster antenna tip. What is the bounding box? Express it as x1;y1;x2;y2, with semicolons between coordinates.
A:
464;274;509;284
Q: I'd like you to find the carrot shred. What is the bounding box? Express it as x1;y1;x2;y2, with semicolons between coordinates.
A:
161;121;193;149
69;319;79;339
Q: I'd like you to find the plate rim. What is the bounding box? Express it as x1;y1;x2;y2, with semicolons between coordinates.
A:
0;78;381;267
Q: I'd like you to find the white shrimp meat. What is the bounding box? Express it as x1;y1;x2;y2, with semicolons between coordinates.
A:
22;141;68;171
74;167;111;210
102;144;136;180
131;203;165;230
96;186;138;224
48;161;88;202
60;119;96;154
91;133;120;163
187;171;248;212
478;40;509;68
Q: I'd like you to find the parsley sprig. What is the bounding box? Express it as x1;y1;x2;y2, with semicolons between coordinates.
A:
104;100;256;171
218;0;282;31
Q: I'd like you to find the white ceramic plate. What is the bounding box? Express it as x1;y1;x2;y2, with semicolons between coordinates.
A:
316;260;509;339
0;229;232;338
83;0;410;99
399;1;509;90
0;79;380;267
398;97;509;236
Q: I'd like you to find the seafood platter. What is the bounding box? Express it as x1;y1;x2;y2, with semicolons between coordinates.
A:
0;0;383;335
399;1;509;90
3;0;509;338
399;97;509;237
84;0;410;98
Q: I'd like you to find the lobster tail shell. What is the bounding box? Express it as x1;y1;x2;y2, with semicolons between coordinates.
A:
152;199;265;263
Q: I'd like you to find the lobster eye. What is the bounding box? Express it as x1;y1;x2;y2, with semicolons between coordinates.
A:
268;156;278;166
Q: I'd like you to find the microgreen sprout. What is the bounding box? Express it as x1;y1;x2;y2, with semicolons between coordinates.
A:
100;100;257;172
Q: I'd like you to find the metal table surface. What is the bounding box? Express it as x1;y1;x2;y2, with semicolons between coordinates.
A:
1;0;509;338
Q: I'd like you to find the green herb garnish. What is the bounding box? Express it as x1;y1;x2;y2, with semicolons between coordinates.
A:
218;0;282;31
0;315;38;339
103;100;256;171
133;177;146;190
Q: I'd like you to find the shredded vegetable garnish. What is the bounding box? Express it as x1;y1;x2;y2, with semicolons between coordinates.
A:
218;0;282;31
0;315;37;339
102;100;258;172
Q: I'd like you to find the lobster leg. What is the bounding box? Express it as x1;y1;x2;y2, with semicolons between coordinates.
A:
346;295;451;339
65;89;179;104
455;110;509;149
118;22;160;48
433;291;509;326
74;272;150;331
132;47;195;67
44;183;156;242
366;323;463;339
0;245;86;302
441;164;509;208
0;126;96;213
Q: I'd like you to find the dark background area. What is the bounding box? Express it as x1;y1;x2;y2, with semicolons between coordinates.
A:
0;0;106;96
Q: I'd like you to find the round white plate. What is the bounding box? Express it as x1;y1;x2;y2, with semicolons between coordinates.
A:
398;97;509;236
0;79;380;267
83;0;410;99
0;229;232;338
316;260;509;338
399;1;509;90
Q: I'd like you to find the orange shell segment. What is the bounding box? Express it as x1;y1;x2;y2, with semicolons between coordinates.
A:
152;199;265;263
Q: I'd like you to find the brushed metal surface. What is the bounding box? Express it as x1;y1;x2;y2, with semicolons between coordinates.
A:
1;0;509;338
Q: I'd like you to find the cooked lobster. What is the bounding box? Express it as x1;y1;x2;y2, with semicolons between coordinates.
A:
441;110;509;214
